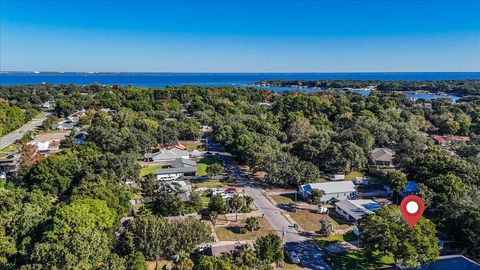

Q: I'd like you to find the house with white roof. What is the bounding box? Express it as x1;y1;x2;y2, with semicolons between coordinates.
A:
298;181;356;202
335;199;381;221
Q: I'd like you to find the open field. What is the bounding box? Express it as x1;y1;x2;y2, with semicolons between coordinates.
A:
215;217;275;241
345;171;363;180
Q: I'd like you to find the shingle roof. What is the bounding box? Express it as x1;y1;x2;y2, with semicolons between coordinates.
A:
371;148;395;162
171;158;197;168
145;149;189;160
156;165;198;175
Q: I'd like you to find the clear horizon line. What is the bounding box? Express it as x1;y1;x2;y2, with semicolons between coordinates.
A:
2;70;480;74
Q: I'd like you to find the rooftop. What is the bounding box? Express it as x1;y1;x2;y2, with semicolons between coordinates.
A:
396;255;480;270
335;199;381;220
371;147;395;162
301;181;356;194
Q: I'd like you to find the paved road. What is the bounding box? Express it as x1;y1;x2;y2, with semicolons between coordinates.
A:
206;137;331;270
0;114;48;149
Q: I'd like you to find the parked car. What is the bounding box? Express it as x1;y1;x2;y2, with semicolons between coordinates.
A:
224;187;237;194
287;250;301;264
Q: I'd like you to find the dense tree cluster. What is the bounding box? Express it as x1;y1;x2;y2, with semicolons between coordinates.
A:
0;82;479;267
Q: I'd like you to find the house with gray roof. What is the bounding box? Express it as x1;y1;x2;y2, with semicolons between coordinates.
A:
371;148;395;167
155;158;198;181
298;181;356;202
145;149;190;163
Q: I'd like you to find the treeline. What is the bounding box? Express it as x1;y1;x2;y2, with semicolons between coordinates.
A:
0;101;29;136
258;79;480;96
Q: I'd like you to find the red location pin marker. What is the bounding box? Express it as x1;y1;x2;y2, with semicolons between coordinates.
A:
400;195;425;228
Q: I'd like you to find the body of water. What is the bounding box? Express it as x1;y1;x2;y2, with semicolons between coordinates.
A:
1;72;479;100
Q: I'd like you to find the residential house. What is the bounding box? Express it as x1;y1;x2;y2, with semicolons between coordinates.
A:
298;181;356;202
189;149;202;159
394;255;480;270
431;135;471;147
154;158;198;201
155;158;198;181
202;241;246;257
0;152;21;177
41;101;55;110
52;120;77;130
144;149;190;163
67;110;86;121
29;132;69;154
335;199;381;221
384;181;418;198
371;148;395;167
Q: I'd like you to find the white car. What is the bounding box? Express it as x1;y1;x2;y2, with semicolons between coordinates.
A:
288;251;301;264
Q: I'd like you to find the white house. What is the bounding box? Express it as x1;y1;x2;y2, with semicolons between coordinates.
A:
298;181;356;202
335;199;381;221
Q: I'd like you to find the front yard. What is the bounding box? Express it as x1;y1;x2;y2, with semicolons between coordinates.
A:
324;251;393;270
215;217;274;241
196;157;218;176
139;164;164;177
289;210;350;232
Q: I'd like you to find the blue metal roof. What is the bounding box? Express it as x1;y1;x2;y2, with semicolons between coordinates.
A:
404;181;418;193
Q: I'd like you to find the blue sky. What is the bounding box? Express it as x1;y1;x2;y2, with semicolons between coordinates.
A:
1;0;479;72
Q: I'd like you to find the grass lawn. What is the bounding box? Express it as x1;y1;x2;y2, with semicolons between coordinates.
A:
196;157;218;176
345;171;363;180
192;179;227;189
324;251;393;270
215;217;274;241
315;232;357;246
0;144;19;153
139;164;164;177
185;143;197;152
271;193;295;205
290;210;324;232
290;210;350;232
200;195;210;208
0;144;19;160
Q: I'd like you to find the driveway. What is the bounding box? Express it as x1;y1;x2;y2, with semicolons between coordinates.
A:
206;137;331;270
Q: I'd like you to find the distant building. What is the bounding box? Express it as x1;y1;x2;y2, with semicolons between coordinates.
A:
335;199;381;221
145;149;190;163
371;148;395;167
384;181;418;198
41;101;55;110
298;181;356;202
431;135;470;147
394;255;480;270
